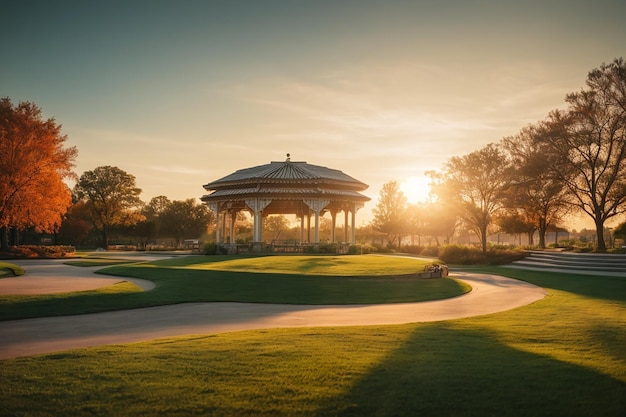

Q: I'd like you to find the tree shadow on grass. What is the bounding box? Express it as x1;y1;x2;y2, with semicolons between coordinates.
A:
316;323;626;417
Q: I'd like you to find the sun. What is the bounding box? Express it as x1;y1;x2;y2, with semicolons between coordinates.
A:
400;175;433;204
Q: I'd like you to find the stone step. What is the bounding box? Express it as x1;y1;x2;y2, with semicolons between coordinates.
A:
526;251;626;265
508;251;626;276
515;257;626;269
512;259;626;272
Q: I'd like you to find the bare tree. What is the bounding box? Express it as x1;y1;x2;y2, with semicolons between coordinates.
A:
502;124;570;248
542;58;626;251
434;143;510;253
371;181;408;248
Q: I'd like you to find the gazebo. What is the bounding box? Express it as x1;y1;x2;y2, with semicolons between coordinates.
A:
201;155;370;252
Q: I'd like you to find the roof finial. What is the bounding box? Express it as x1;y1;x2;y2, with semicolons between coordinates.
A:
286;153;291;162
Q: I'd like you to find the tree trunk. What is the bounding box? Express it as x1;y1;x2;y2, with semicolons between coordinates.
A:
538;218;547;249
480;224;488;254
595;219;607;252
0;227;8;251
101;228;109;249
10;227;19;246
538;231;546;249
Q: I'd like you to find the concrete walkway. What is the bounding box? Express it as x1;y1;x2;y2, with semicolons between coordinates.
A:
0;256;171;294
0;259;547;359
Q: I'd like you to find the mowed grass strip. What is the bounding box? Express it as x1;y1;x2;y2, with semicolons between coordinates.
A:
1;268;624;417
0;261;25;277
0;255;469;321
0;282;144;320
64;258;139;267
169;254;433;275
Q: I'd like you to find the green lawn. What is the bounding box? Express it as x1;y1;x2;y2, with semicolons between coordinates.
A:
1;261;625;416
0;255;468;321
64;258;138;267
170;254;436;275
0;261;24;277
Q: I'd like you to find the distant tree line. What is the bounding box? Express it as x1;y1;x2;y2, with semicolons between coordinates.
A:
371;58;626;252
64;166;214;248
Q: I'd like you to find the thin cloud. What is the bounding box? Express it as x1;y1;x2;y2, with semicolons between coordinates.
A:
142;165;211;176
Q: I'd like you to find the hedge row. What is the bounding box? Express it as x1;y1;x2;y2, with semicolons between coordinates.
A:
1;245;76;258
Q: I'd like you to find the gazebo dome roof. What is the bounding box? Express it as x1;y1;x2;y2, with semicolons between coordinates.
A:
203;159;368;192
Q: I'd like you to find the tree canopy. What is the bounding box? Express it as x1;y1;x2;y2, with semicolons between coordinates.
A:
541;58;626;251
0;98;77;250
502;124;570;248
371;181;408;247
74;166;143;248
158;198;213;246
435;143;510;253
264;215;290;242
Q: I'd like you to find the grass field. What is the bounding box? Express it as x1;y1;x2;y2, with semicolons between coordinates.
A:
0;261;24;278
1;259;625;416
64;258;138;267
0;255;469;321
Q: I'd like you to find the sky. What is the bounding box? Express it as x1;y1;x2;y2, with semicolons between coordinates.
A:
2;0;625;228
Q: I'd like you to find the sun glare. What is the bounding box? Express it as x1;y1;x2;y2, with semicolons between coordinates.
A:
400;175;432;204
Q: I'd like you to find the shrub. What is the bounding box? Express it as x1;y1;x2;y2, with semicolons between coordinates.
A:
607;247;626;254
370;242;391;253
401;245;423;255
419;246;439;257
203;243;217;255
2;245;75;258
437;244;525;265
438;245;485;265
317;243;338;253
347;244;376;255
484;248;526;264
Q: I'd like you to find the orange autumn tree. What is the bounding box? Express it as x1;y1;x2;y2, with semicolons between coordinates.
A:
0;98;77;250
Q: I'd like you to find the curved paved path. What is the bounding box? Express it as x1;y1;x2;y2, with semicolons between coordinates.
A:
0;259;547;360
0;258;157;294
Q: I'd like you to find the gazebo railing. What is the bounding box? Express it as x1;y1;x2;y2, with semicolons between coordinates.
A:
218;241;352;254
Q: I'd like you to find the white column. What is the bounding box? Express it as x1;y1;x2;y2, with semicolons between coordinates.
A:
304;199;330;244
314;210;320;243
230;211;237;244
344;210;349;242
306;213;311;243
221;212;227;243
351;209;356;243
254;211;261;242
330;210;337;243
208;202;220;243
350;202;364;244
245;199;272;242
